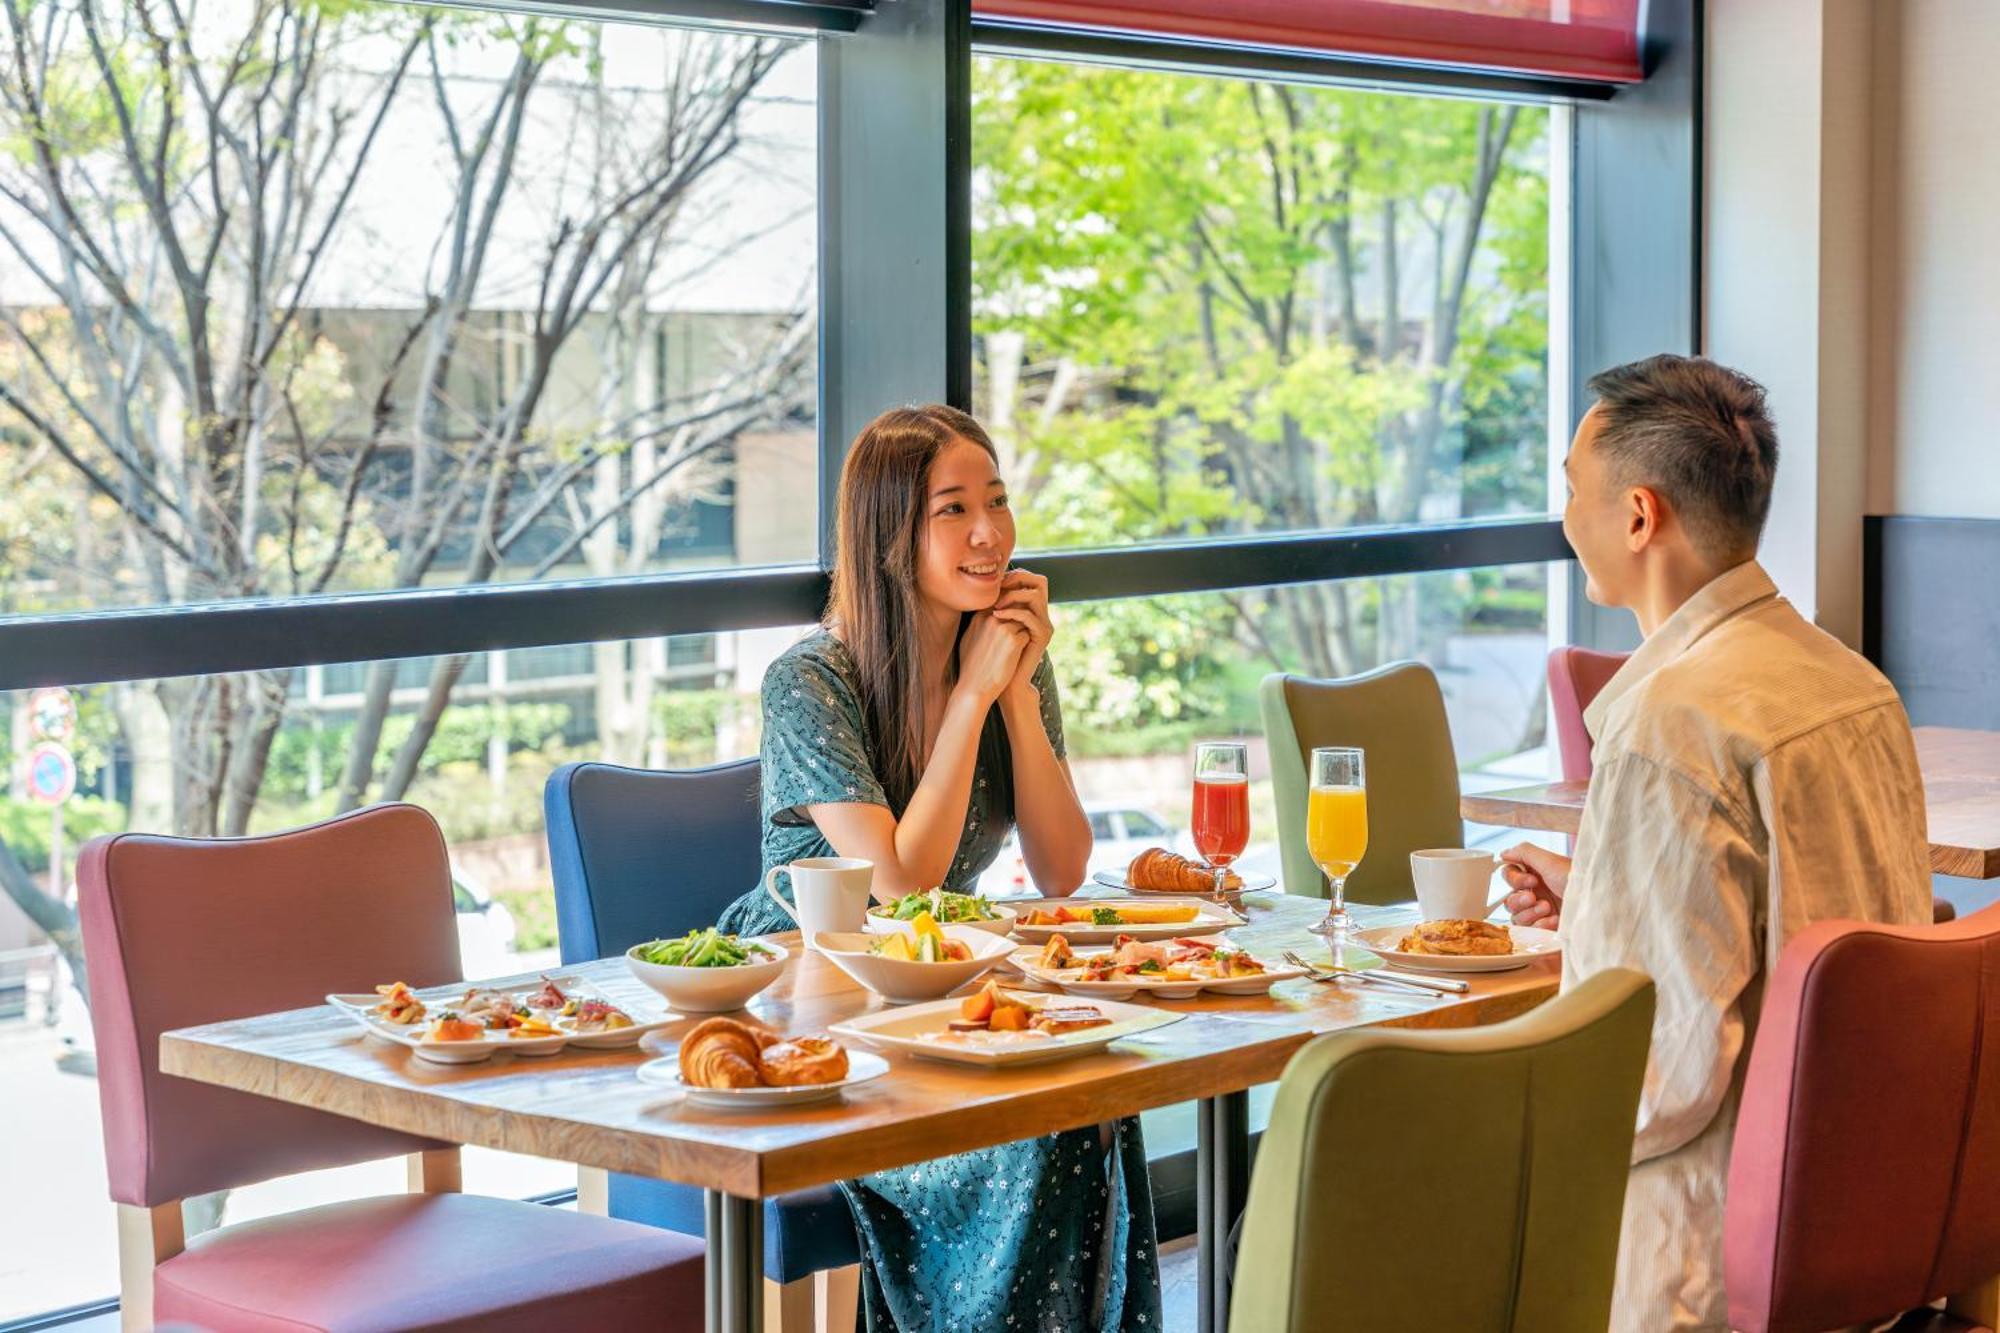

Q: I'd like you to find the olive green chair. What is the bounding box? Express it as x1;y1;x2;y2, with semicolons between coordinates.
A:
1260;664;1463;904
1228;968;1656;1333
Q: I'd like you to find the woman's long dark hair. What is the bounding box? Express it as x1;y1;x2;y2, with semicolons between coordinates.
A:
825;405;1013;819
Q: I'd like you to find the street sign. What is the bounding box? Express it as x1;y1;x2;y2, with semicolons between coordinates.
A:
27;687;75;742
24;743;75;806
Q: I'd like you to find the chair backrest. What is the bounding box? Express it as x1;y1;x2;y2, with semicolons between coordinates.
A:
1547;647;1629;783
1260;664;1462;904
1726;910;2000;1333
544;758;763;962
1230;968;1655;1333
78;804;460;1209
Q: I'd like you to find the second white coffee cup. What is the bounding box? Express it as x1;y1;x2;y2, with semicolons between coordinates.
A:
764;856;874;947
1410;848;1505;922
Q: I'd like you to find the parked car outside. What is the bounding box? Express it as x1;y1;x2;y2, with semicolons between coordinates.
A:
451;872;519;977
976;804;1183;895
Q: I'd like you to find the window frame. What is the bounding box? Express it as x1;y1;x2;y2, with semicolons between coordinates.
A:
0;0;1696;692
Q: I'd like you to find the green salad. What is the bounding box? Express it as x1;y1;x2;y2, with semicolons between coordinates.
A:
871;888;1002;924
633;928;775;968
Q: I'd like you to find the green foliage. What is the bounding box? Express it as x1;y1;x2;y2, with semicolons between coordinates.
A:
261;703;574;803
493;886;560;953
651;690;758;768
0;796;126;873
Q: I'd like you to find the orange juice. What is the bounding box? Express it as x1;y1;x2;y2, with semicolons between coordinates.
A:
1306;784;1368;878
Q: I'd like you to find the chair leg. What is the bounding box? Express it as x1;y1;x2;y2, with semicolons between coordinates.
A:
817;1264;860;1333
406;1147;462;1193
1946;1275;2000;1326
116;1201;183;1332
576;1165;610;1215
764;1273;816;1332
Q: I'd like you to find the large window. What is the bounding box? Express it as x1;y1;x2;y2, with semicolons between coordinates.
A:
0;0;817;620
973;58;1553;550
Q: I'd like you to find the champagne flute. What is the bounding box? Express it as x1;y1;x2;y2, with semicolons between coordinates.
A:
1191;742;1250;896
1306;747;1367;943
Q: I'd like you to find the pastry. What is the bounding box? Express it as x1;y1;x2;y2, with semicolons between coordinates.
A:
1128;847;1241;893
370;981;425;1025
1399;919;1514;957
678;1017;776;1089
757;1037;850;1086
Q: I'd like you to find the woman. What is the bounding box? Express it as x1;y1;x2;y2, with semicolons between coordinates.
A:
716;405;1162;1333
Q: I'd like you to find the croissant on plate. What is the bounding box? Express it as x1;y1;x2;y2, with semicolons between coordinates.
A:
678;1017;777;1089
1129;847;1241;893
758;1037;850;1086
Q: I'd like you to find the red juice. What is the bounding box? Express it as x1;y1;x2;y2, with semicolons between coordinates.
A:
1191;774;1250;867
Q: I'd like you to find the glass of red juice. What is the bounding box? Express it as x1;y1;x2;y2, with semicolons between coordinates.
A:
1191;741;1250;894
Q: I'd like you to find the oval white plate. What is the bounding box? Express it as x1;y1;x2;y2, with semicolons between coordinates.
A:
829;991;1183;1068
1348;923;1561;974
1007;946;1305;1000
1007;898;1243;947
635;1050;889;1109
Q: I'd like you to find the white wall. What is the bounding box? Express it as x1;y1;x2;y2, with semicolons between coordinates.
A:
1703;0;1873;648
1866;0;2000;521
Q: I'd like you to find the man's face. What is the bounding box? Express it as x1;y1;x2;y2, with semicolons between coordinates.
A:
1562;405;1637;607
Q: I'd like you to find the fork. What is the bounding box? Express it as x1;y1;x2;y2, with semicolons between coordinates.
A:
1283;949;1469;997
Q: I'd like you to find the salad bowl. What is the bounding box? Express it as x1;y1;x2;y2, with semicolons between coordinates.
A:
624;929;789;1013
814;924;1014;1003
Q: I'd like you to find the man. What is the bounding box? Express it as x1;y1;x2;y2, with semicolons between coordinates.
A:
1501;354;1931;1330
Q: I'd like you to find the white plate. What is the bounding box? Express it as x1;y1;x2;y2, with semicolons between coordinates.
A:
829;990;1183;1067
1090;869;1277;896
635;1050;890;1109
1347;923;1562;974
328;976;672;1063
1007;945;1308;1000
1006;898;1243;947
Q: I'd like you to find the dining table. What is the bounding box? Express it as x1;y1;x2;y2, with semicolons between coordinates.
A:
1460;724;2000;879
158;893;1560;1333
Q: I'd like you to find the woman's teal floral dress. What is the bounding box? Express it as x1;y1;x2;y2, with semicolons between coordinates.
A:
717;631;1163;1333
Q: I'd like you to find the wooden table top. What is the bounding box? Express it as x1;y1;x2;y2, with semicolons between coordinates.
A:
160;896;1558;1199
1459;725;2000;880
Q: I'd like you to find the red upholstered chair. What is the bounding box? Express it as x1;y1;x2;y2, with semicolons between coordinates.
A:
1546;646;1629;783
78;803;703;1332
1725;909;2000;1333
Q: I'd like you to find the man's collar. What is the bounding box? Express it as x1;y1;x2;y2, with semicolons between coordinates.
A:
1581;560;1780;740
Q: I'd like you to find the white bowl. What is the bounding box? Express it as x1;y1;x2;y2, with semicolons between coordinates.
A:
813;926;1014;1003
863;903;1017;939
623;939;789;1014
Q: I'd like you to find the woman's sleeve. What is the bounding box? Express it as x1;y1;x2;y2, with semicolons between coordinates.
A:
1031;655;1067;760
762;651;889;827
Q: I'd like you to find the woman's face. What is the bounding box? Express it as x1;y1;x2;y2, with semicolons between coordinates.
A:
915;437;1015;613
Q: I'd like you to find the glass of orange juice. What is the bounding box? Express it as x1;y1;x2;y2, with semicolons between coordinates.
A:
1306;747;1367;942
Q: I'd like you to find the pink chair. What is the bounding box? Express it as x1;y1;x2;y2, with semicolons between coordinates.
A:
1725;909;2000;1332
1546;646;1629;783
79;803;704;1332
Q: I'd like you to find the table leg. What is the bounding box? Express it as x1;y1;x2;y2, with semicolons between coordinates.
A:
705;1189;764;1333
1196;1090;1250;1333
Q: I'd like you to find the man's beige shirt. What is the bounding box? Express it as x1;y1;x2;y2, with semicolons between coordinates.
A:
1563;561;1931;1332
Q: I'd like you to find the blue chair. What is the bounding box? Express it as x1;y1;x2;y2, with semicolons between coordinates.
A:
544;759;860;1331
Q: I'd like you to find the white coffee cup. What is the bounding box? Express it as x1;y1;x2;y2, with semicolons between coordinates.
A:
1410;848;1506;922
764;857;874;947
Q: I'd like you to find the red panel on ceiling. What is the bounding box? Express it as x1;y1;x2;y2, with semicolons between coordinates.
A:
974;0;1644;85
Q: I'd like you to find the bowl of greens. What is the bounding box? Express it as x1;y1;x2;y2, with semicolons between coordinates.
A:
864;888;1015;938
625;928;789;1013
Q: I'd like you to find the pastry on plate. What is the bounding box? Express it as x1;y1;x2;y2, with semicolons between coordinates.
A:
678;1016;776;1088
1398;919;1514;957
1127;847;1241;893
758;1037;850;1086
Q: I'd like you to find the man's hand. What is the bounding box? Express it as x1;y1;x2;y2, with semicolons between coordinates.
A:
1500;842;1572;929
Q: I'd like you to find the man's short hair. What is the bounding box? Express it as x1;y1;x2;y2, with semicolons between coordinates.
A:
1585;354;1779;560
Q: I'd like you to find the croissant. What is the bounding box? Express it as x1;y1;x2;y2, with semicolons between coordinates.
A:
758;1037;850;1086
678;1017;775;1089
1129;847;1241;893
